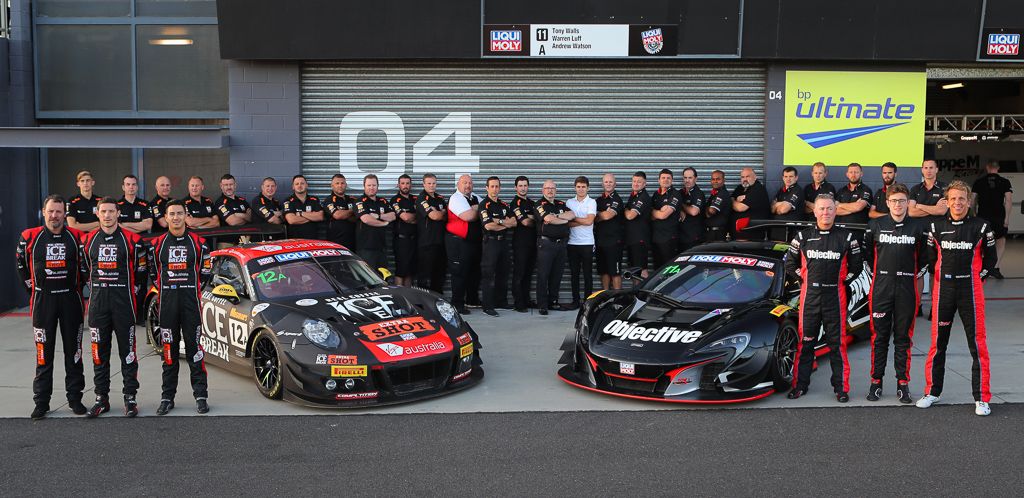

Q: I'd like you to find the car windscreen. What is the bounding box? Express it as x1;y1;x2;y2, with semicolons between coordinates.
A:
643;259;777;305
250;256;384;301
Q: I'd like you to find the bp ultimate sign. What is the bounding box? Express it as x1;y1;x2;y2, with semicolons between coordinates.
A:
783;71;926;167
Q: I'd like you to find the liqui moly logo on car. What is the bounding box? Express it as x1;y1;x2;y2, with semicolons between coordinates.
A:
988;33;1020;55
602;320;703;343
491;30;522;52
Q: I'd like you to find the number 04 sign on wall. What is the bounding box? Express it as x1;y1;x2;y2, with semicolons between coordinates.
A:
338;111;480;184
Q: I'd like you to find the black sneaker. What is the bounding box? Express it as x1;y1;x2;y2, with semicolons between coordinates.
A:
483;308;499;317
124;395;139;418
30;404;49;420
991;268;1005;280
86;396;110;419
836;392;850;403
539;308;549;316
156;399;174;416
514;307;528;313
866;382;883;402
68;400;87;415
897;384;913;404
787;388;807;399
196;398;210;414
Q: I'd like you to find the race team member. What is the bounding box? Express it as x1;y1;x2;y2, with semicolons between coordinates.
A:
67;170;101;232
355;174;396;271
510;176;537;311
17;195;88;419
150;175;174;233
834;162;873;228
868;162;898;219
650;169;681;268
182;176;220;229
908;159;947;315
391;174;418;286
479;176;516;316
323;174;358;250
917;181;996;416
731;167;770;240
416;173;447;293
785;194;862;403
117;174;153;234
215;173;252;247
82;198;149;417
623;172;652;273
566;176;597;308
534;180;575;315
677;167;705;252
150;200;212;416
283;174;324;239
252;177;284;225
770;166;804;242
705;170;732;242
446;174;480;314
971;161;1013;279
594;173;625;290
803;162;836;218
863;183;927;404
214;173;252;227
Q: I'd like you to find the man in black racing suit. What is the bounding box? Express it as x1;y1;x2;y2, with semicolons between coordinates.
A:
82;198;149;417
917;180;996;417
16;195;89;419
785;193;862;403
863;183;927;403
151;200;213;415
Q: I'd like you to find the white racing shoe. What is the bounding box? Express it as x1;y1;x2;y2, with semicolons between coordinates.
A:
975;402;991;416
916;394;940;408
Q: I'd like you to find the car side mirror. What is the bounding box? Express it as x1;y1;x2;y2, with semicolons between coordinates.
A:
621;267;644;283
211;284;240;304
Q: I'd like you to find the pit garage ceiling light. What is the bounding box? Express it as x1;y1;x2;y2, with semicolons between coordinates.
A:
942;82;965;90
149;39;194;46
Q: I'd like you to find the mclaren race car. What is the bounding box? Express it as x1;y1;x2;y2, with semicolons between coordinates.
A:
144;239;482;407
557;240;871;403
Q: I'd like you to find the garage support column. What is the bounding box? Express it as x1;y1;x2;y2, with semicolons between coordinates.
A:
228;60;302;198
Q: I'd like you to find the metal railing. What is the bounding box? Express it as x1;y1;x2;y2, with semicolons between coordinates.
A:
926;114;1024;134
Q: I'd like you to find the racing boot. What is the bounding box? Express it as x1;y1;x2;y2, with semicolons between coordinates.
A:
30;404;49;420
156;399;174;416
68;399;88;415
124;395;139;418
196;398;209;414
836;392;850;403
896;383;913;404
866;381;883;402
786;387;807;400
85;396;110;418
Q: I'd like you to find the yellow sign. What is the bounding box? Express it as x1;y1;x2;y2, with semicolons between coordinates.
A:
460;343;474;358
784;71;925;167
331;365;367;377
769;305;792;317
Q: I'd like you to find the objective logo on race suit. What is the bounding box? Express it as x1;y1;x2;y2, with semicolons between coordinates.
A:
490;30;522;52
987;33;1020;55
640;28;663;54
783;71;925;167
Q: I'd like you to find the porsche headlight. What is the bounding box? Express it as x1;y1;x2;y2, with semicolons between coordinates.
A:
697;333;750;358
302;319;340;349
436;299;460;327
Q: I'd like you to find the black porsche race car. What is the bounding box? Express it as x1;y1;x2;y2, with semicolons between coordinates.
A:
144;239;482;407
557;240;871;403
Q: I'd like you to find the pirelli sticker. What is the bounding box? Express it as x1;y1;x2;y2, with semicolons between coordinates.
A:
770;305;792;317
331;365;367;377
460;343;474;358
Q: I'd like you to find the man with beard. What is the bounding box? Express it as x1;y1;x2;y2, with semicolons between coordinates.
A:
803;162;835;218
771;166;804;242
594;173;625;290
283;174;324;239
355;174;396;271
731;167;770;240
17;195;88;419
705;170;732;242
214;174;252;246
869;162;898;219
416;173;447;293
446;174;481;314
834;163;873;228
510;176;537;311
650;169;681;267
479;176;516;316
323;174;358;249
390;174;418;286
677;167;705;252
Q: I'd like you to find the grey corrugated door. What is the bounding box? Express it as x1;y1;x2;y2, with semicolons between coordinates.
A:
302;61;765;195
300;61;765;298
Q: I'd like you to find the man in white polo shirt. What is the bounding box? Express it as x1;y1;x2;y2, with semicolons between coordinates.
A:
566;176;598;309
445;174;480;314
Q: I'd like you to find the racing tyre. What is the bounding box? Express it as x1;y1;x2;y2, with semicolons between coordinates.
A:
252;330;284;399
770;320;798;390
145;297;163;355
